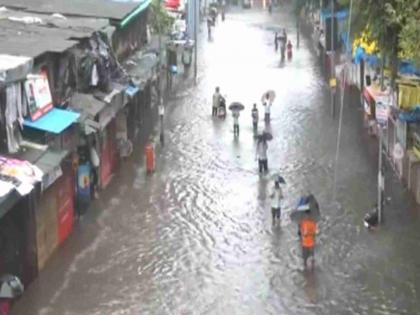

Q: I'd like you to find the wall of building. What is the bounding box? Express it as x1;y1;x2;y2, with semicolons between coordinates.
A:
112;10;149;61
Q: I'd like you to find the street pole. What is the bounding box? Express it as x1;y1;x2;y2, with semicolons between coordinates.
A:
194;0;198;83
330;0;335;117
377;126;384;223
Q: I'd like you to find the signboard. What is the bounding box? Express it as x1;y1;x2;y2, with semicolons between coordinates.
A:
376;101;389;126
25;72;53;121
77;163;91;199
364;98;371;115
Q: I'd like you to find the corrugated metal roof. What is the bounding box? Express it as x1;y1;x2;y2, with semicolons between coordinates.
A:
0;9;109;57
69;93;107;120
0;0;141;20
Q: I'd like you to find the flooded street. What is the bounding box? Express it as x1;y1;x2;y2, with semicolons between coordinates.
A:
13;6;420;315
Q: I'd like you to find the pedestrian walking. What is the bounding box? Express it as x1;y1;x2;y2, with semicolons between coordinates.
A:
287;40;293;60
270;180;283;225
255;137;268;173
274;32;279;52
233;110;240;136
89;139;100;200
159;100;165;145
279;29;287;61
207;16;213;39
263;93;271;122
298;210;317;269
212;87;221;116
251;103;259;134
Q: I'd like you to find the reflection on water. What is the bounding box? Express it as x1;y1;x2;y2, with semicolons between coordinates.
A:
13;6;420;315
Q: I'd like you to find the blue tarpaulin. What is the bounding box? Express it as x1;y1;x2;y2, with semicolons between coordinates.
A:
320;9;348;21
125;85;140;97
23;108;80;134
341;32;351;54
399;61;420;77
353;46;380;67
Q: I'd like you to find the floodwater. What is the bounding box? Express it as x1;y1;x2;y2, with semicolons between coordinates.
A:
13;5;420;315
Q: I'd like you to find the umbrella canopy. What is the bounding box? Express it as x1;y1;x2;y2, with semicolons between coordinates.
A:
0;275;24;299
271;174;286;184
290;194;321;223
261;90;276;103
257;131;273;141
229;102;245;111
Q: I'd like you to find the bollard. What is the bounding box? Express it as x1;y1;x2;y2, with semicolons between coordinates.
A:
145;143;155;173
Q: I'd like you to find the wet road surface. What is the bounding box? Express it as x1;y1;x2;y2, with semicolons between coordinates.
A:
13;6;420;315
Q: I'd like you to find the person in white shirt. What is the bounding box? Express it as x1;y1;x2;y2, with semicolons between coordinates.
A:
270;180;283;225
212;87;221;117
158;100;165;144
263;93;271;122
255;137;268;173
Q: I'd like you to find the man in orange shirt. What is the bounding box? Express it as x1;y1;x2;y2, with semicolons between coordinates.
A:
299;210;317;269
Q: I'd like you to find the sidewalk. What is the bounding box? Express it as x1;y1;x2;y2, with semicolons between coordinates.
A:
298;8;420;225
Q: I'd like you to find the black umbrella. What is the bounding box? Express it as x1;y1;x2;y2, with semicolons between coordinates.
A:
271;173;286;184
229;102;245;111
290;194;321;223
257;131;273;141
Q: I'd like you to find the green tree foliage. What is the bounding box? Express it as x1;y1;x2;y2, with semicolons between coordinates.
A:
149;0;174;35
340;0;419;64
334;0;419;84
394;1;420;65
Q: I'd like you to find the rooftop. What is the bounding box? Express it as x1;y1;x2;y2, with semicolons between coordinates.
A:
0;8;109;57
0;0;141;20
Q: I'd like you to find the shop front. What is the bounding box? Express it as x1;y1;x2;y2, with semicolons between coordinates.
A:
21;73;80;256
100;119;118;189
0;156;43;286
34;149;75;259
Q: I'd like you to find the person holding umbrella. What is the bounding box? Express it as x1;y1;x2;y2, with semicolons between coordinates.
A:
228;102;245;136
292;194;320;269
261;90;275;123
232;110;240;136
299;210;317;270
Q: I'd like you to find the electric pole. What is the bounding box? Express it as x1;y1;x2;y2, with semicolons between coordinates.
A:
194;0;198;83
330;0;335;117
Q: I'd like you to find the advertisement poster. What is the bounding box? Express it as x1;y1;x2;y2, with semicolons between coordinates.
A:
77;163;91;199
24;72;53;121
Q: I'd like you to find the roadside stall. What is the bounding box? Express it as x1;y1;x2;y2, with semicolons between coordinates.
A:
0;156;42;284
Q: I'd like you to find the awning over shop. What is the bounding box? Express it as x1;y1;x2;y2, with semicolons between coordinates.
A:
69;93;106;120
120;0;153;27
0;54;33;83
320;9;348;21
0;155;43;197
35;149;68;190
23;108;80;134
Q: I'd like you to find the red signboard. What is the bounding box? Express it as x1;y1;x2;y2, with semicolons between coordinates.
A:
57;163;75;245
24;72;53;121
